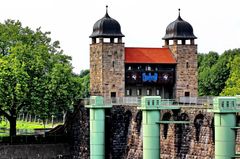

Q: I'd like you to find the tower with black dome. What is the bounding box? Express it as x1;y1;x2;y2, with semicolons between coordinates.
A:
163;9;198;98
89;6;125;98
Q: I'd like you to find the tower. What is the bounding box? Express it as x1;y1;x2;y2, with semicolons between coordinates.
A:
89;6;125;99
162;9;198;99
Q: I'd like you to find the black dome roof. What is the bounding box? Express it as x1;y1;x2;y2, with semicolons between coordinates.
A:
90;6;124;38
163;9;197;40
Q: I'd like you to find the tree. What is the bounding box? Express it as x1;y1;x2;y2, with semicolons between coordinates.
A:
79;69;90;98
198;51;220;96
221;55;240;95
0;20;82;136
198;49;240;96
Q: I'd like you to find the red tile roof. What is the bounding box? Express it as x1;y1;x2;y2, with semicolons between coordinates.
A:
125;47;176;64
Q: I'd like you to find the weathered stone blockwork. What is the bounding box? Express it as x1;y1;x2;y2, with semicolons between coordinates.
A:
68;105;240;159
90;43;125;98
67;104;90;159
106;105;143;159
169;44;198;99
0;144;70;159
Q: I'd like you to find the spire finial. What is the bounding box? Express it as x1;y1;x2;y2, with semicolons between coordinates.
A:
106;5;108;14
177;8;183;20
104;5;110;18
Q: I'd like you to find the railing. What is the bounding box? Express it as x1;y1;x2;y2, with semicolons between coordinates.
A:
84;96;214;107
84;97;141;106
178;96;214;106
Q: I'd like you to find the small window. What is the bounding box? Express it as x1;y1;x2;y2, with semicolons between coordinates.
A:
221;101;224;107
111;92;116;103
226;101;229;107
112;61;115;68
126;89;132;96
147;89;151;96
128;66;132;70
152;100;154;105
147;100;150;106
137;89;142;96
186;62;189;69
232;101;235;107
148;66;151;71
185;92;190;97
156;89;160;96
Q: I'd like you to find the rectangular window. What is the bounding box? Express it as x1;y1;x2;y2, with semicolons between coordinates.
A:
156;89;160;96
137;89;142;96
147;89;151;96
126;89;132;96
111;92;116;103
184;92;190;97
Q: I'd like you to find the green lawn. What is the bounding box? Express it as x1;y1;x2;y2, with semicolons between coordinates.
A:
0;120;63;136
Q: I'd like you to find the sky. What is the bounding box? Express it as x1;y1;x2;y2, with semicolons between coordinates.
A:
0;0;239;73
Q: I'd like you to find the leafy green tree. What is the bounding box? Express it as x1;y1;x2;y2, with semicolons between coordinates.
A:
198;49;240;96
0;20;82;136
221;55;240;95
78;69;90;98
198;51;219;96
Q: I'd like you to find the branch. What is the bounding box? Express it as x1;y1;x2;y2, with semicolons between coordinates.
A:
0;108;11;120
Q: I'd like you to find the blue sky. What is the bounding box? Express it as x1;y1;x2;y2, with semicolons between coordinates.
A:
0;0;239;73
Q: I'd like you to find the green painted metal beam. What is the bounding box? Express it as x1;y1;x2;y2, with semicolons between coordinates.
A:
211;97;240;159
86;96;112;159
139;96;161;159
232;154;240;158
231;127;240;129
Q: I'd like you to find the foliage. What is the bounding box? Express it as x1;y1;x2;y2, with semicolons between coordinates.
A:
198;49;240;96
0;20;82;136
79;70;90;98
221;54;240;95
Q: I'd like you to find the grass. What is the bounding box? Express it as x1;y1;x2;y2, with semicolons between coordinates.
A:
0;120;63;136
0;120;59;129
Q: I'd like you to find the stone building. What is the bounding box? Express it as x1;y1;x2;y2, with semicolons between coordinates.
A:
89;7;198;99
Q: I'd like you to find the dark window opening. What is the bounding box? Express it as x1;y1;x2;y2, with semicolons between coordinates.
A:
186;62;189;68
112;61;115;68
194;114;204;142
111;92;116;103
162;112;171;139
185;92;190;97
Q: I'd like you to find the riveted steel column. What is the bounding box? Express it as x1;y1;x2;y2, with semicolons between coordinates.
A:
139;96;161;159
86;96;111;159
211;97;238;159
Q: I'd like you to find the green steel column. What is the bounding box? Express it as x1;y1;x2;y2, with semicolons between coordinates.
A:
86;96;111;159
211;97;239;159
139;96;161;159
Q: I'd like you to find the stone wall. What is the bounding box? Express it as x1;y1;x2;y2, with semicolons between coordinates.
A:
106;105;142;159
67;104;90;159
0;144;70;159
69;105;240;159
1;106;239;159
169;44;198;99
160;108;214;159
5;104;235;159
90;42;125;98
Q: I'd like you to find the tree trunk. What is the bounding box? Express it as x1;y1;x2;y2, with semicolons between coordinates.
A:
9;117;17;137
